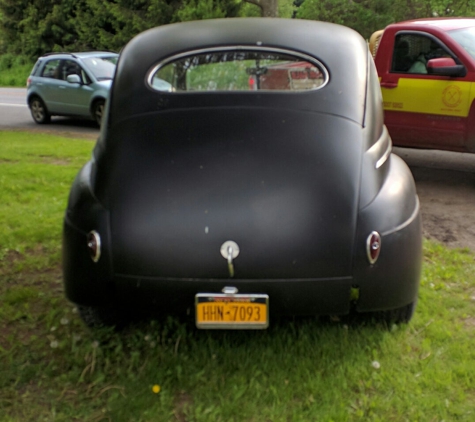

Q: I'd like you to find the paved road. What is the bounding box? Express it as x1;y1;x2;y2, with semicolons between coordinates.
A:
0;87;99;138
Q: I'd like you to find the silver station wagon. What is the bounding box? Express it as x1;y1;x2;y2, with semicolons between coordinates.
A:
26;51;118;126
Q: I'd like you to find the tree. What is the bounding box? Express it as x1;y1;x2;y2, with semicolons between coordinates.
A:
71;0;177;51
296;0;399;38
177;0;241;21
0;0;79;56
243;0;279;17
0;0;245;56
295;0;475;40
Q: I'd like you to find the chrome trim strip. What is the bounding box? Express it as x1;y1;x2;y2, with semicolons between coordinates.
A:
367;126;392;169
381;197;420;236
147;46;330;92
376;134;392;169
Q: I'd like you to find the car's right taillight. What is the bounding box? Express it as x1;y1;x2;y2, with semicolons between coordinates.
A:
26;77;31;87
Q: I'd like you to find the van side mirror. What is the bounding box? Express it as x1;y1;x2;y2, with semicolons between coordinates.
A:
427;58;466;77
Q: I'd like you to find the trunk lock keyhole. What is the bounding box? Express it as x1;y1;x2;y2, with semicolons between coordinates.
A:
220;241;240;278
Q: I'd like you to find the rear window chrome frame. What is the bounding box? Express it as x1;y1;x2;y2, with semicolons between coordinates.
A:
147;46;330;93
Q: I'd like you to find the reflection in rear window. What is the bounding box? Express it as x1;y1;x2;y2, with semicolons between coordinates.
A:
149;48;328;92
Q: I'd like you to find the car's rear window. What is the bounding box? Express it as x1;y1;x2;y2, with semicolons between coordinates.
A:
148;48;328;93
83;57;116;81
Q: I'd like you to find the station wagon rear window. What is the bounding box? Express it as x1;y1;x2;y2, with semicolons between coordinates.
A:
148;48;328;92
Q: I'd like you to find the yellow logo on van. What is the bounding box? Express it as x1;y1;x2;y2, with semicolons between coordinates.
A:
442;85;462;108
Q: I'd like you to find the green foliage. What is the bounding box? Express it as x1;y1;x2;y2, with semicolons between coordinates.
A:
241;1;262;17
0;0;245;57
278;0;295;18
0;53;31;70
0;53;34;86
71;0;178;52
3;0;475;58
0;0;80;57
177;0;241;22
296;0;475;40
296;0;413;39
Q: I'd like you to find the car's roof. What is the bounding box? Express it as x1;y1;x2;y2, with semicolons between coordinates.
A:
110;18;370;125
396;17;475;31
73;51;119;59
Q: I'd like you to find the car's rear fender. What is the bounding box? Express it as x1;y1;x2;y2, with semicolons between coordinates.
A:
63;160;114;306
353;154;422;311
26;89;45;108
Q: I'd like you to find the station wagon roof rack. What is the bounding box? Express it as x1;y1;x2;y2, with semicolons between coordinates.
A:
41;52;79;58
40;50;117;58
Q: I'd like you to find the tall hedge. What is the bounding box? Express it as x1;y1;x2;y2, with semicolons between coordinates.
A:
0;0;242;57
3;0;475;58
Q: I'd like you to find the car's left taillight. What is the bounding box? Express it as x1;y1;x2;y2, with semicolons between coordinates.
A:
87;231;101;263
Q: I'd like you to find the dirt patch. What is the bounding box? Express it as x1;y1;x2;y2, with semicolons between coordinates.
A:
37;155;71;165
173;391;193;422
464;317;475;330
412;166;475;250
394;147;475;251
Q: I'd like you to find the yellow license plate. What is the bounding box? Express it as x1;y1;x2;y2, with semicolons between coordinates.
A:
195;293;269;329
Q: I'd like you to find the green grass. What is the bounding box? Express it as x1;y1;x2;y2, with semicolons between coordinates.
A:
1;131;475;421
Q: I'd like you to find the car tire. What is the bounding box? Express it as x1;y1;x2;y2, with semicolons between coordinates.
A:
78;304;124;329
29;97;51;124
92;99;105;126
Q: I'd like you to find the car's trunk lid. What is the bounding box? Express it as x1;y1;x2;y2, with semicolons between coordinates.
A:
99;108;362;279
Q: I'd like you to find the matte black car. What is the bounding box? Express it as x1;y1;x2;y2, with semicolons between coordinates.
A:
62;18;422;329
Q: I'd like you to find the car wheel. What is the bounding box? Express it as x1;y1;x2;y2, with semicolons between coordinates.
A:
78;304;124;329
378;301;417;324
29;97;51;124
92;99;105;126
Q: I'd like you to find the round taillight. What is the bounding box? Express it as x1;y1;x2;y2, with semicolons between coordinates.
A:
87;230;101;263
366;231;381;264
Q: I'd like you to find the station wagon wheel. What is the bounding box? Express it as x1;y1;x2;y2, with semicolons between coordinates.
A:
29;97;51;124
92;99;105;126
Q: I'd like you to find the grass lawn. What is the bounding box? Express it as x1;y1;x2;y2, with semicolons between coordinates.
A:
1;131;475;421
